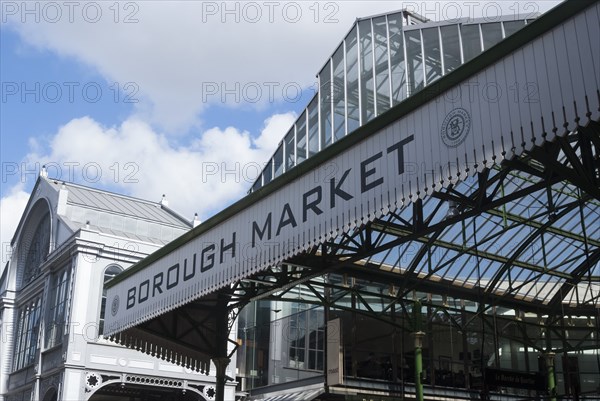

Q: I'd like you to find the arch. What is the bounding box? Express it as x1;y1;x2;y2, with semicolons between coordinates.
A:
86;379;207;401
103;264;124;279
42;387;58;401
16;198;53;289
99;264;124;335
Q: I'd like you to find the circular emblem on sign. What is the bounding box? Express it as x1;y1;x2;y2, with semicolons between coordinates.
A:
111;295;120;316
441;108;471;148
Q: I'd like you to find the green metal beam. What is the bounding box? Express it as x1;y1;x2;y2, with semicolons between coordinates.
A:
484;208;600;248
369;221;573;280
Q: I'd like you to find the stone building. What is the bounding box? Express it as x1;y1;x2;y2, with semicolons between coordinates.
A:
0;171;235;400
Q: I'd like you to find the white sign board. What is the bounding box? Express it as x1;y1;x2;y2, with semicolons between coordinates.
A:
327;318;343;386
105;3;599;336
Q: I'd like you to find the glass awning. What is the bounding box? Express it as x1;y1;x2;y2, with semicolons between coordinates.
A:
334;137;600;308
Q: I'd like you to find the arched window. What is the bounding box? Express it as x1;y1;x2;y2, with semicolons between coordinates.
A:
22;212;51;286
99;265;123;335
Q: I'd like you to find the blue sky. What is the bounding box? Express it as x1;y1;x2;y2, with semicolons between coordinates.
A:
0;1;562;264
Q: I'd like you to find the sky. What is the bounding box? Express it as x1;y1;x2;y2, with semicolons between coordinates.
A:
0;0;563;266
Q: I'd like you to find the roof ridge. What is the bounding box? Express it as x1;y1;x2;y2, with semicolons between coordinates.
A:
43;175;161;207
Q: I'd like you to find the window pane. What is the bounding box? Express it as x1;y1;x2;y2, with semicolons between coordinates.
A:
28;301;41;364
345;25;360;133
99;265;122;336
307;97;319;156
298;310;306;327
332;45;345;142
13;298;41;371
373;16;390;115
289;309;307;369
503;20;526;37
422;27;442;85
359;19;375;122
388;13;406;105
284;128;295;170
14;310;24;368
105;265;122;281
251;177;262;192
441;25;461;73
461;24;481;62
309;350;316;370
46;266;71;348
263;160;272;184
23;213;50;286
405;29;424;95
273;145;283;178
481;22;503;50
296;111;307;164
17;308;29;369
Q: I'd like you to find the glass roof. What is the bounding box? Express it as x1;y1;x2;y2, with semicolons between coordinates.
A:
339;151;600;308
250;11;533;192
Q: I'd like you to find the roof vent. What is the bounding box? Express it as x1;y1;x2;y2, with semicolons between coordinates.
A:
160;194;169;207
40;165;48;178
193;213;201;228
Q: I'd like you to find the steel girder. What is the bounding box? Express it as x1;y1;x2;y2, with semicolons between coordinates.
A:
230;121;600;319
111;121;599;378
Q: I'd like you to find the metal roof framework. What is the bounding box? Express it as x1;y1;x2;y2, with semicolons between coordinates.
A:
105;1;600;399
108;119;600;397
248;9;536;193
235;120;600;312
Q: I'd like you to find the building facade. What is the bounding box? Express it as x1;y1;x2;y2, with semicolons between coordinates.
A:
235;3;600;401
0;171;235;401
96;1;599;401
238;286;600;400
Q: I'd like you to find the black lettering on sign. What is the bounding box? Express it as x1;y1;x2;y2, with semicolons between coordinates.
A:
127;287;136;309
252;213;272;247
276;203;298;235
361;152;384;193
201;244;215;272
166;263;179;290
303;186;323;222
183;254;196;281
153;272;163;297
387;135;415;175
138;280;149;303
330;168;353;208
220;232;236;263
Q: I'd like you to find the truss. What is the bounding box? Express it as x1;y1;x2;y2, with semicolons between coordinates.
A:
229;121;600;318
112;120;599;383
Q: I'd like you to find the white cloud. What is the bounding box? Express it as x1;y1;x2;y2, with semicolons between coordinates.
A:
1;183;29;267
25;112;296;221
1;0;563;265
253;113;296;150
0;110;295;272
4;1;560;133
